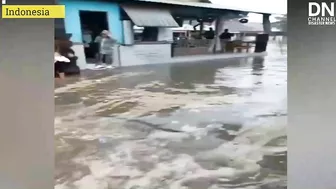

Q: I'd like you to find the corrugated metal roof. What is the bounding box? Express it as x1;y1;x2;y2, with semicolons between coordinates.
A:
136;0;285;15
122;5;180;27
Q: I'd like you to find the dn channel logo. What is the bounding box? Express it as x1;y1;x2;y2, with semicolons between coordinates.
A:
308;2;336;25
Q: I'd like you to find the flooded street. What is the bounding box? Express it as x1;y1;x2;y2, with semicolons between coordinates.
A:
55;42;287;189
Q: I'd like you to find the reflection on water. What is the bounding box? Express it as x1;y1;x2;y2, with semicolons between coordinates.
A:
55;43;287;189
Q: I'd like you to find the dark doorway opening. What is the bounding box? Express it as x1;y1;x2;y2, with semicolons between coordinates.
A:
54;18;66;38
79;11;109;62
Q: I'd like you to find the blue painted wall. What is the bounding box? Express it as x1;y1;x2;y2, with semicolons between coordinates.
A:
58;0;124;43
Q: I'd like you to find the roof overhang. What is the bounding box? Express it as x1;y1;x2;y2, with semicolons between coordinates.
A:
120;0;249;23
134;0;286;15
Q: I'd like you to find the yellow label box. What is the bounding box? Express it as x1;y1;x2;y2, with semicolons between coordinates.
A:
2;5;65;18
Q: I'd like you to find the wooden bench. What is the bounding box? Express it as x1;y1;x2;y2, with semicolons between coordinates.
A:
234;41;255;53
235;45;250;53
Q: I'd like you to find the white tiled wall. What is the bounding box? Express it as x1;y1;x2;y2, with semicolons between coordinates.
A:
118;43;172;67
72;44;86;70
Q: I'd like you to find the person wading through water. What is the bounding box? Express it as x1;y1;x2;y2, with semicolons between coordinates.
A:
219;29;234;40
94;30;117;69
203;27;215;40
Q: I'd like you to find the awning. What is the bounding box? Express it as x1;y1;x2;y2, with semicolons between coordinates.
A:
121;5;179;27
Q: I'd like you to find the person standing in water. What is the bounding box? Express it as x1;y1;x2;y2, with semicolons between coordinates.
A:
219;29;234;40
94;30;116;69
54;42;70;86
203;27;215;39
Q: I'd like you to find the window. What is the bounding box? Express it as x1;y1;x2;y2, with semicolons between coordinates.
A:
141;27;158;41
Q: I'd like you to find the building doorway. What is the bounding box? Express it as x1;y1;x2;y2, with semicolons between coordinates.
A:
79;10;109;62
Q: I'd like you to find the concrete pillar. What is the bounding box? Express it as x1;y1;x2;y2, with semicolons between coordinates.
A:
122;20;134;45
262;14;271;34
209;16;225;53
212;18;220;53
200;21;204;34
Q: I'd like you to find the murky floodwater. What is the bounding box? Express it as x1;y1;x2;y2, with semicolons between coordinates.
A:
55;42;287;189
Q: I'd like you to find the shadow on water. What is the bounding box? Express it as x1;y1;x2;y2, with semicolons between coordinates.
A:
252;57;265;74
169;59;239;85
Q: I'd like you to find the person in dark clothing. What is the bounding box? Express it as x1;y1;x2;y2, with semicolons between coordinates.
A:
54;43;70;85
55;38;80;76
60;41;80;76
203;27;215;39
54;60;67;78
219;29;234;40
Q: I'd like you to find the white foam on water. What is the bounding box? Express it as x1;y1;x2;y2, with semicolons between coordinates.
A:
57;119;285;189
55;100;286;189
55;131;286;189
148;131;190;141
55;46;287;189
55;71;154;94
73;175;108;189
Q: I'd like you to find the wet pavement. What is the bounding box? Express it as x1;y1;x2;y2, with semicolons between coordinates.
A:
55;42;287;189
